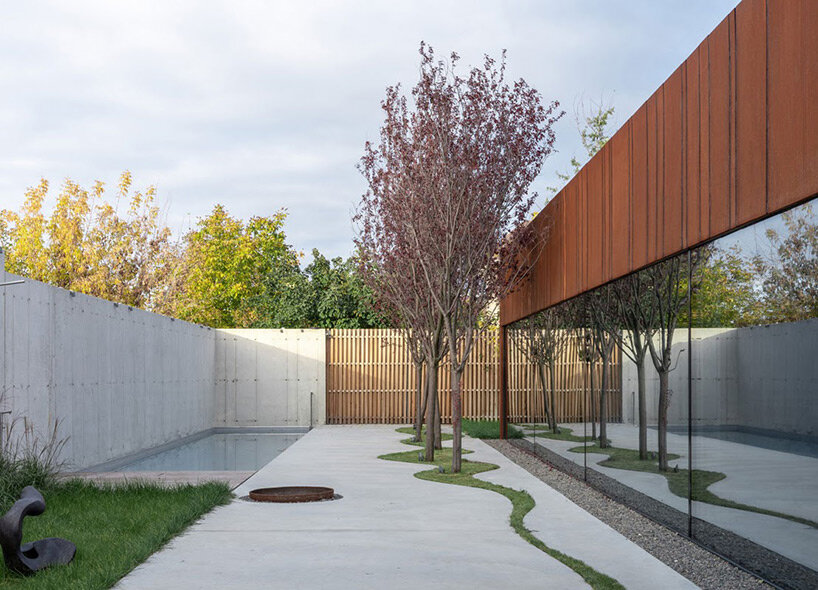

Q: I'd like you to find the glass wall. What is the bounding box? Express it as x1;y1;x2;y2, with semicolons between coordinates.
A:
507;198;818;589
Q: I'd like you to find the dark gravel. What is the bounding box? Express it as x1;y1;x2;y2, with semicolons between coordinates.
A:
486;439;772;590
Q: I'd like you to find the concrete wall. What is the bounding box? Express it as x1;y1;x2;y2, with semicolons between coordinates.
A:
1;250;327;470
215;329;325;429
0;253;215;470
621;321;818;437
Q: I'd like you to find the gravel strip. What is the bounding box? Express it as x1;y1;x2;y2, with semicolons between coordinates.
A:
485;439;771;590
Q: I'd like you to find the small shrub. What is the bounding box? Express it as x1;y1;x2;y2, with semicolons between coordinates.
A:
1;415;66;509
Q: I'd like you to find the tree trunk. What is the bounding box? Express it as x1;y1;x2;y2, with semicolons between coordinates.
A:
599;353;609;448
658;370;669;471
451;368;463;473
433;376;442;450
589;360;597;440
413;361;425;442
637;358;648;460
536;362;551;427
548;363;559;433
424;363;438;461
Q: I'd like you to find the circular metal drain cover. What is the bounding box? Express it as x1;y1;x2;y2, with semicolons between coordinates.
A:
249;486;335;503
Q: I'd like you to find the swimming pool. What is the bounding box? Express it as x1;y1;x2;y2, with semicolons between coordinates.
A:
114;431;303;472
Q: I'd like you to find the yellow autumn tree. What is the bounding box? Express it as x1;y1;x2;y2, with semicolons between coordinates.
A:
153;204;300;328
0;171;174;309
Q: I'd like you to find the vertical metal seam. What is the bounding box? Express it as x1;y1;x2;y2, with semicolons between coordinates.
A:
764;0;770;213
682;62;688;250
629;121;634;272
729;9;737;225
660;87;665;258
687;249;693;538
708;35;713;237
698;45;703;244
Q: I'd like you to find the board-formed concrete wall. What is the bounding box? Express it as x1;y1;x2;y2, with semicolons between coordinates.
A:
215;329;325;428
621;322;818;437
1;250;326;470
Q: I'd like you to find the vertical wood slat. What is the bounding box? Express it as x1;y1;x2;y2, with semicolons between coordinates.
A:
326;329;622;424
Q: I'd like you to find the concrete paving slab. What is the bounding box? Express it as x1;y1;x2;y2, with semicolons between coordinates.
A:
115;426;697;590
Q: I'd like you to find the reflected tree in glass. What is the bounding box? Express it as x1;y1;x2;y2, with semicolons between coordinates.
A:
587;284;617;448
611;272;655;460
642;254;703;471
515;307;572;433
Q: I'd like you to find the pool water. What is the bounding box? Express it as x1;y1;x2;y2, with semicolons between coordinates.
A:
665;425;818;459
119;433;302;471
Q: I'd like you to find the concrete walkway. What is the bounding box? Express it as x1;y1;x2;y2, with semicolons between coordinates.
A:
115;426;695;590
523;423;818;570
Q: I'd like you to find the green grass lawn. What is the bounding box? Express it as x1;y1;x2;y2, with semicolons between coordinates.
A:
381;429;624;590
0;479;232;589
395;426;453;447
462;419;523;439
568;442;818;529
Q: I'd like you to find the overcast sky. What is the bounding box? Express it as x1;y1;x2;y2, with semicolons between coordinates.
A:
0;1;740;260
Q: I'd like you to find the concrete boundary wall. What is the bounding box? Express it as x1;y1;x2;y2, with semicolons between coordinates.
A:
1;250;326;470
215;329;326;429
1;251;216;470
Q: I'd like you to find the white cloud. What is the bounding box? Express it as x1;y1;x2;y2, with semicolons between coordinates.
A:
0;0;740;258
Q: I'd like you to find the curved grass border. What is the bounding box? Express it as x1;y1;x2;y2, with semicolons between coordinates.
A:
518;425;818;529
570;442;818;529
380;429;624;590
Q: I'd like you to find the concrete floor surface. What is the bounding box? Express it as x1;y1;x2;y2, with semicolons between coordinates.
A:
115;425;695;590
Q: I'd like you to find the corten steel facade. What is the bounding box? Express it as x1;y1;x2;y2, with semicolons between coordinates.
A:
499;0;818;328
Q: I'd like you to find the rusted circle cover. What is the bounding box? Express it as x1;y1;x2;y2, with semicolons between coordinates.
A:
249;486;335;503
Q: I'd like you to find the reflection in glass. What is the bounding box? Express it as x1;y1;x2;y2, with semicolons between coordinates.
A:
691;200;818;573
505;198;818;584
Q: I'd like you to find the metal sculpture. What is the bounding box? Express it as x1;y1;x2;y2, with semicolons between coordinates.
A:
0;486;75;574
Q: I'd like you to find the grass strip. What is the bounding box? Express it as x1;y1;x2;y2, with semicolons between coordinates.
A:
569;442;818;529
462;419;524;439
0;479;232;589
395;426;452;447
381;430;624;590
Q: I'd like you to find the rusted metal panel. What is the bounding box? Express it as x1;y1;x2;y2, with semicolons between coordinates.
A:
768;0;818;211
500;0;818;326
645;91;662;264
585;152;605;290
685;47;703;247
734;0;767;224
563;182;580;299
630;105;650;271
697;43;711;240
707;16;732;236
663;66;685;257
610;126;631;279
548;197;565;306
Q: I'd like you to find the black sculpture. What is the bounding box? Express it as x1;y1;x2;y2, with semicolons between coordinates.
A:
0;486;75;574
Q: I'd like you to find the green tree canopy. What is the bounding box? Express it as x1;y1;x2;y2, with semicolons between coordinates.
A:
0;172;174;309
157;204;298;328
250;249;389;329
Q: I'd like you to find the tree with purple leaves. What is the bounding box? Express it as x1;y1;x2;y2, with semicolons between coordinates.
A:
357;43;561;472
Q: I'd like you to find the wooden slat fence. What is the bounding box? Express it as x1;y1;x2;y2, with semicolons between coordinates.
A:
326;329;621;425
